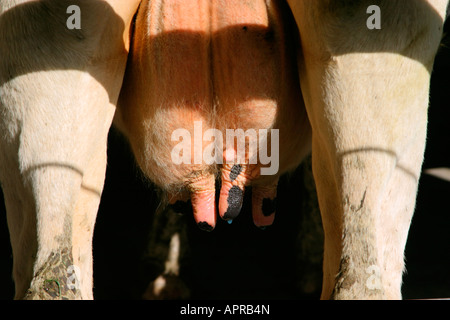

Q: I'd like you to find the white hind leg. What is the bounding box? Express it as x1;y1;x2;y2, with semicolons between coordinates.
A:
288;0;448;299
0;0;140;299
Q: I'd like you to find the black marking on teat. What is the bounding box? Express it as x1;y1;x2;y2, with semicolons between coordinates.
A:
229;165;242;182
262;197;277;217
169;200;192;215
197;221;214;232
222;186;244;220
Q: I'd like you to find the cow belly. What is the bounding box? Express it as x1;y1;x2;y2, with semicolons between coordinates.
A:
116;0;311;229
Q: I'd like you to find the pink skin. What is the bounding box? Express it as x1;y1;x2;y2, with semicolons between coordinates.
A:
219;148;279;228
167;176;217;231
168;148;279;230
190;175;217;231
116;0;312;231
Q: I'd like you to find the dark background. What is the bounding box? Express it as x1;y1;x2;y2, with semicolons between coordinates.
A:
1;20;449;301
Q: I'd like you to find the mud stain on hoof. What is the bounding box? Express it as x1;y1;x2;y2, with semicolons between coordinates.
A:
24;248;82;300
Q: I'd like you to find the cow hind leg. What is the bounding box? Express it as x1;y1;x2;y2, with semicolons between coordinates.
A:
0;0;141;300
288;0;448;299
0;71;114;300
13;165;99;300
71;142;111;299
